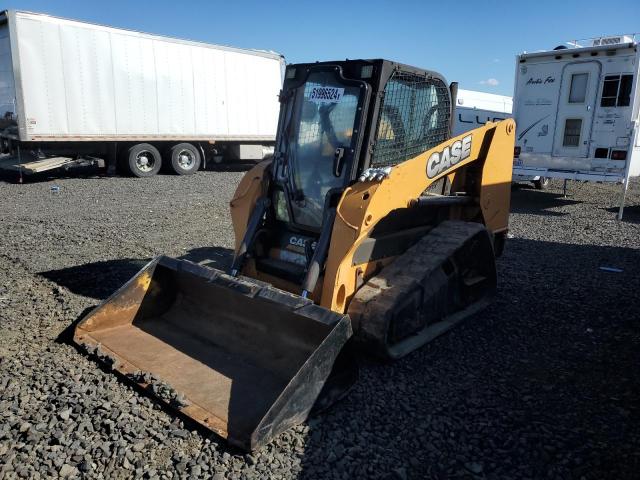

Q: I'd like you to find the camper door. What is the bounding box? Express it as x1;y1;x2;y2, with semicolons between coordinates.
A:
553;62;601;157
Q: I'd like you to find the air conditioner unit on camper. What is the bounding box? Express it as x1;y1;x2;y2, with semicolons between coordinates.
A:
592;35;633;46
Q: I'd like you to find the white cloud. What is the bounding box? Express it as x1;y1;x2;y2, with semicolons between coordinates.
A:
492;58;500;63
479;78;500;86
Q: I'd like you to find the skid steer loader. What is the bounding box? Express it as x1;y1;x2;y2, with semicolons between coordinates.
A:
74;59;514;451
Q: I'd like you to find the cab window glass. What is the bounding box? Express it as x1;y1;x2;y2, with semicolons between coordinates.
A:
284;71;363;228
371;72;450;167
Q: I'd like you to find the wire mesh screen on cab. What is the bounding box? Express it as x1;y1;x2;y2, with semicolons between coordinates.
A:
370;72;450;168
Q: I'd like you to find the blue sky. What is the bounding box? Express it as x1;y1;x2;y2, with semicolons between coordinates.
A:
4;0;639;96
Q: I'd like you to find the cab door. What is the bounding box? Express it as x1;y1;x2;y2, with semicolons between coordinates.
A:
553;62;600;157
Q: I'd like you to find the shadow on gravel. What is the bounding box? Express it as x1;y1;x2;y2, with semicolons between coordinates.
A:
606;204;640;224
40;258;149;300
510;189;582;216
205;160;256;172
39;246;234;300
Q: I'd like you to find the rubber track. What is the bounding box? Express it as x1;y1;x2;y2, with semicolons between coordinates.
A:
348;220;495;359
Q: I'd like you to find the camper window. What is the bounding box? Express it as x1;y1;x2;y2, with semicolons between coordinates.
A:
601;74;633;107
562;119;582;147
618;75;633;106
568;73;588;103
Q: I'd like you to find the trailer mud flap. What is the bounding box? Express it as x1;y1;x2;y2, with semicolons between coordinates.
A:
73;256;352;451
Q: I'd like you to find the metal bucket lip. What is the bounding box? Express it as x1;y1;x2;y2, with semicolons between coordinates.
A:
250;313;351;449
73;255;353;451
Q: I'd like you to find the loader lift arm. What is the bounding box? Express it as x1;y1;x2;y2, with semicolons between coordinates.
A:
231;120;514;309
319;120;514;311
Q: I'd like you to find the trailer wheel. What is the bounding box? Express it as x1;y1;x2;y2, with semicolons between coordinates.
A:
533;177;550;190
168;143;201;175
126;144;162;177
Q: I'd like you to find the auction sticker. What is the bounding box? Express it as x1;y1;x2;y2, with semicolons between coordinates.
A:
308;86;344;104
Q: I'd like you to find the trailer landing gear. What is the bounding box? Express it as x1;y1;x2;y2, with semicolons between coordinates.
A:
617;179;629;221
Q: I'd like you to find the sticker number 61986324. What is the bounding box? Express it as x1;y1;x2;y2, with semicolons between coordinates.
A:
308;87;344;104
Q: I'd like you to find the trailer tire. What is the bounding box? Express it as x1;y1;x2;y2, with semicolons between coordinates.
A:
533;177;550;190
126;144;162;177
168;143;201;175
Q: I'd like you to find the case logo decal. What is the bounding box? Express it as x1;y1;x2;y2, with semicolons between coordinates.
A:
426;135;472;179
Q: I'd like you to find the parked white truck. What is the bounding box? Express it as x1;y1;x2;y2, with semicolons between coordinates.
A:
0;10;284;177
512;35;640;217
452;89;512;136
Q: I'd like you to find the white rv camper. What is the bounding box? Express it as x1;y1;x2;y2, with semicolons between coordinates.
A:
453;89;512;136
512;35;640;217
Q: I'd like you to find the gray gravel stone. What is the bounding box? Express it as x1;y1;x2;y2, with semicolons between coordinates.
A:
393;467;408;480
58;408;71;421
59;464;79;478
464;461;483;474
132;441;146;452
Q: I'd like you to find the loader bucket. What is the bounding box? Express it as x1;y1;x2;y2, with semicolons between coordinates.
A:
73;256;352;451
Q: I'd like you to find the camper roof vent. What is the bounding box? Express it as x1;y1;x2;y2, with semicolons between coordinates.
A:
592;35;634;47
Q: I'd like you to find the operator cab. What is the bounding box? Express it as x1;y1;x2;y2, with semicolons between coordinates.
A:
255;60;453;285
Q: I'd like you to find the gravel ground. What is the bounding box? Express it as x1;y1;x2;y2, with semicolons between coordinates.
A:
0;168;639;479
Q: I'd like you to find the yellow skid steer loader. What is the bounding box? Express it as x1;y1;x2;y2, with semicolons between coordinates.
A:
74;59;514;451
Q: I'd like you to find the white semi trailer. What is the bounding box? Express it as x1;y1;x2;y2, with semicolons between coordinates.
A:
0;10;284;177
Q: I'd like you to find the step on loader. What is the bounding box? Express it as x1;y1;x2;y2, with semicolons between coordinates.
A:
74;59;515;451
